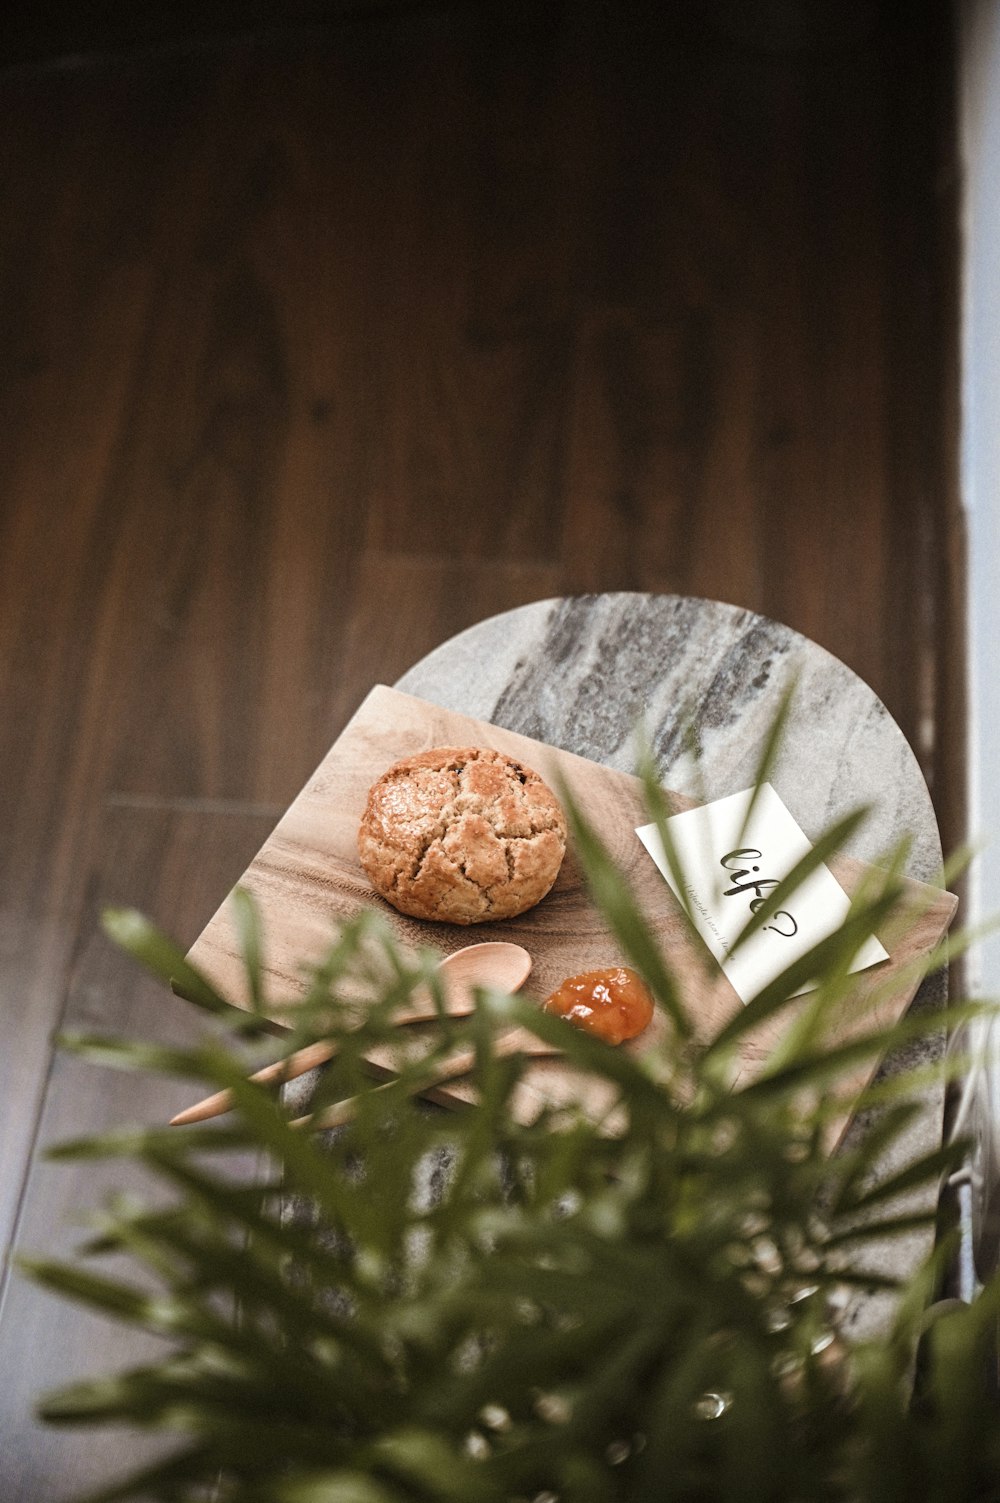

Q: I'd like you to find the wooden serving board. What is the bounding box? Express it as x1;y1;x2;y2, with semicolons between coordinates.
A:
183;685;957;1132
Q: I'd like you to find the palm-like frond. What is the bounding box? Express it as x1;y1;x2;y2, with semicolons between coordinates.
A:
21;764;998;1503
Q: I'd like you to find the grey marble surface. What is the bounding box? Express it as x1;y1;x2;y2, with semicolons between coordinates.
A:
396;592;949;1338
397;593;942;883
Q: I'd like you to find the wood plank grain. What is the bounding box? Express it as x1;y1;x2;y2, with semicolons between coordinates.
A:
0;804;277;1501
0;1;410;69
324;553;563;733
0;915;77;1272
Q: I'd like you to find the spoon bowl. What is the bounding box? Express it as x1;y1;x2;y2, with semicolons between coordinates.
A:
403;940;533;1022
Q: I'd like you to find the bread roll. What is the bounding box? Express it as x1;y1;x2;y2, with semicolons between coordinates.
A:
358;745;567;924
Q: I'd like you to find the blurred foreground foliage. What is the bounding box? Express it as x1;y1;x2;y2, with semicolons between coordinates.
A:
22;760;1000;1503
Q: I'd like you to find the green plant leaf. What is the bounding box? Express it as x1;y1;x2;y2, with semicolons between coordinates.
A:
231;886;266;1016
736;676;799;845
724;804;876;961
21;732;1000;1503
102;908;233;1017
703;881;908;1064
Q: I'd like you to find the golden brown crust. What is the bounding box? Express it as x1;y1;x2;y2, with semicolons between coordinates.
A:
357;745;567;924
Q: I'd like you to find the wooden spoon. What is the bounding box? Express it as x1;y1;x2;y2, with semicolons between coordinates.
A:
292;1024;560;1133
169;940;534;1125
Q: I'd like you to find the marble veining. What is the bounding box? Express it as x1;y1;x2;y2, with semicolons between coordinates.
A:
398;593;940;884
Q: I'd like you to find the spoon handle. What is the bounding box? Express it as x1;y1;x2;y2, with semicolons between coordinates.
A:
169;991;483;1126
169;1039;340;1125
292;1027;561;1133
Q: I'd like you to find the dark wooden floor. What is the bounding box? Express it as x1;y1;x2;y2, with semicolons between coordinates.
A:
0;1;961;1494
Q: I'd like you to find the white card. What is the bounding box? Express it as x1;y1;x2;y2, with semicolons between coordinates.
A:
636;784;890;1005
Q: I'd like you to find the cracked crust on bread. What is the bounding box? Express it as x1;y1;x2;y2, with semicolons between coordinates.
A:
357;745;567;924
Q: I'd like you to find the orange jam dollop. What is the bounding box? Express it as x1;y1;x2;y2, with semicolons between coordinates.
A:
542;966;654;1045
